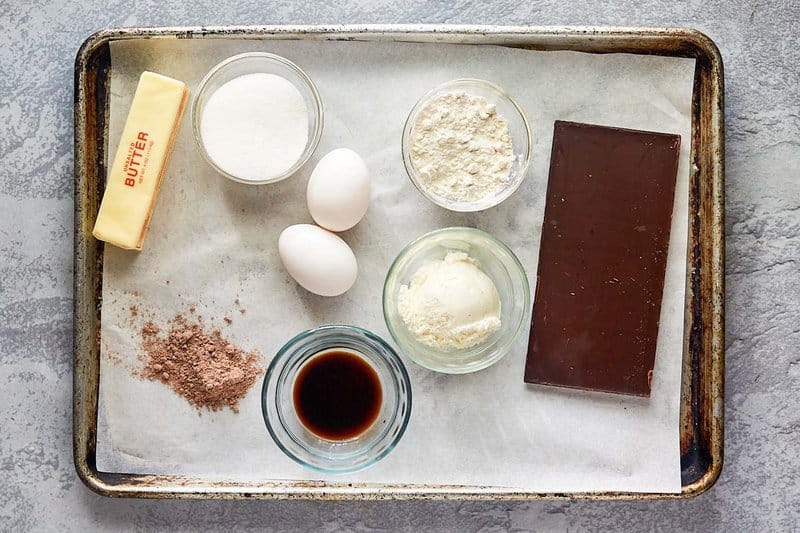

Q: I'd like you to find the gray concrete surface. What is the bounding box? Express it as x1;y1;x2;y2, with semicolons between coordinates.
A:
1;0;798;531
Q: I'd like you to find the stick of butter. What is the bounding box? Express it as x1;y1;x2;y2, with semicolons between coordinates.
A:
92;71;188;250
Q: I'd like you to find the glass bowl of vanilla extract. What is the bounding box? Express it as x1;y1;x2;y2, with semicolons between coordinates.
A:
262;325;412;473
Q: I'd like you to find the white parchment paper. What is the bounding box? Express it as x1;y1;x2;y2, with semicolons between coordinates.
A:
96;38;694;493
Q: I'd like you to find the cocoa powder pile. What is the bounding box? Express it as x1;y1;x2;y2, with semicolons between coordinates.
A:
139;314;262;413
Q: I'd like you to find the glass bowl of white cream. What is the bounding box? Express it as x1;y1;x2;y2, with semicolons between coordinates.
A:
192;52;323;185
383;227;530;374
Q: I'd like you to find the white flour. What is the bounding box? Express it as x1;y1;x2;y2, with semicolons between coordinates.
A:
200;73;308;181
410;91;514;203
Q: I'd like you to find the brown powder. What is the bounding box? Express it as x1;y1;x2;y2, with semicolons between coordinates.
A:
139;314;262;413
102;349;123;365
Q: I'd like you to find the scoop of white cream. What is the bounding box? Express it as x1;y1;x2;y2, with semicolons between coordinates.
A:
397;252;501;351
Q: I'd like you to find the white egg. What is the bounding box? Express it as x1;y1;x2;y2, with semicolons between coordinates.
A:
278;224;358;297
306;148;370;232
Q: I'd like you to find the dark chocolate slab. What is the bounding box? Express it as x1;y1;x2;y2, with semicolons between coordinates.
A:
525;121;681;396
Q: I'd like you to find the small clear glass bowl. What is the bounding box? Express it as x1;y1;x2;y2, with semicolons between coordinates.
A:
383;227;530;374
401;79;532;212
191;52;324;185
262;325;412;474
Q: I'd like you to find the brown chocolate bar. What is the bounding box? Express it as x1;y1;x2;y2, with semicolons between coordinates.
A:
525;121;681;396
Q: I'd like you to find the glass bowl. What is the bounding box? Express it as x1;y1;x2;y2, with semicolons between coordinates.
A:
383;227;530;374
191;52;323;185
401;79;532;212
262;325;412;473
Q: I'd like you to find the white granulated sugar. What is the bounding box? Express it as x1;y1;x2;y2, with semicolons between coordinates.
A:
410;91;515;203
200;73;308;181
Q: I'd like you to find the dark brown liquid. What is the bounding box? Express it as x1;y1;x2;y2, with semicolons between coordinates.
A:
293;349;382;441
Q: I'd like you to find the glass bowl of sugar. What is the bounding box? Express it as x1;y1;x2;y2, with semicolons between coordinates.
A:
192;52;324;185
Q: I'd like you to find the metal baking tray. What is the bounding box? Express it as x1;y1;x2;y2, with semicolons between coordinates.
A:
73;25;724;500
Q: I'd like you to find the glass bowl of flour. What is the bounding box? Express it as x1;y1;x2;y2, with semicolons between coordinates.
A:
192;53;323;184
402;79;532;211
383;227;531;374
